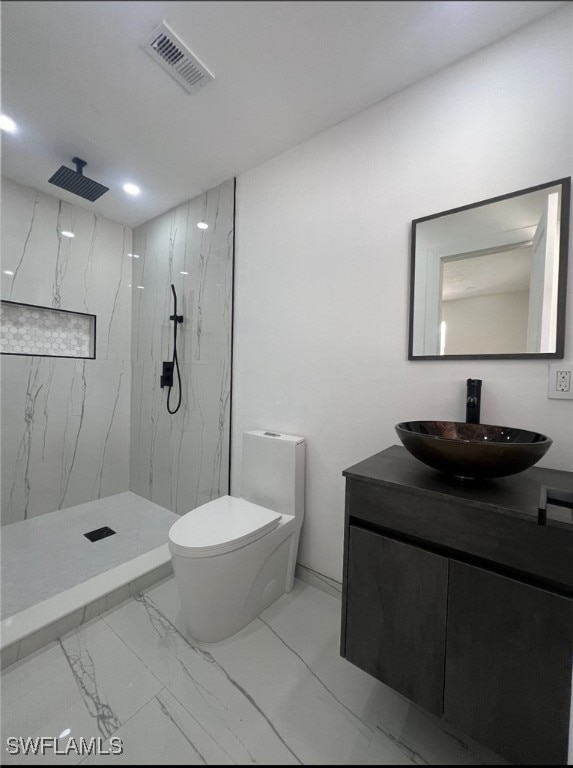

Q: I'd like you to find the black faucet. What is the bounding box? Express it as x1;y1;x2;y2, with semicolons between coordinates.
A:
466;379;482;424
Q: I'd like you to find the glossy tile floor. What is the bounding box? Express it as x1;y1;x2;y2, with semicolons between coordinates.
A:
1;578;504;765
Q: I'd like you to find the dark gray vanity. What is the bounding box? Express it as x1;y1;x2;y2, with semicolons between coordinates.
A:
341;445;573;765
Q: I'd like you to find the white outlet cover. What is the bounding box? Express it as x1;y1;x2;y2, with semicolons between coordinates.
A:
548;362;573;400
556;371;571;391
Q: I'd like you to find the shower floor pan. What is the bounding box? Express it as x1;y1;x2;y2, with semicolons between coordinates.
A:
1;492;179;669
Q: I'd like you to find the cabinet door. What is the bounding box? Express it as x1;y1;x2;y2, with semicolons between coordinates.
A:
345;526;448;715
444;560;573;766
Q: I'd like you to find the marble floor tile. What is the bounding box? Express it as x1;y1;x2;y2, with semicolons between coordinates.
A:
81;690;214;765
259;580;504;765
103;592;300;765
1;619;162;765
178;610;374;764
358;725;420;765
144;577;502;766
2;577;505;766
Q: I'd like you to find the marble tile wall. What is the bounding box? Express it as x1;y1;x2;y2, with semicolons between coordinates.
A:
130;179;234;515
1;178;132;525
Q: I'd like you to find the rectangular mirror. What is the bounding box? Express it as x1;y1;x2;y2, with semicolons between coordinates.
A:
409;178;570;359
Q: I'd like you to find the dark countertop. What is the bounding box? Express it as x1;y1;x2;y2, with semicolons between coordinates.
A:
343;445;573;532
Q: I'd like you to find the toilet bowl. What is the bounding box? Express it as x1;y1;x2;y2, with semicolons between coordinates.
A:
169;430;305;642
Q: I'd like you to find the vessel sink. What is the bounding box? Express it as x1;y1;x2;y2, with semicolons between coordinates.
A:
395;421;552;480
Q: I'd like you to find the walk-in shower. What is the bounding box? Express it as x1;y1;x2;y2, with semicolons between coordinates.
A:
1;176;235;668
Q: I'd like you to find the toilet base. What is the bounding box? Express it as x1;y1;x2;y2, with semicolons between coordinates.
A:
170;516;300;642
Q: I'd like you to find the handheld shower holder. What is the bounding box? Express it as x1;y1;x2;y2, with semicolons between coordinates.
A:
162;284;184;413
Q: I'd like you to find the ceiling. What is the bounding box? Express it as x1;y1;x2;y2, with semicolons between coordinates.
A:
442;247;532;302
1;1;565;229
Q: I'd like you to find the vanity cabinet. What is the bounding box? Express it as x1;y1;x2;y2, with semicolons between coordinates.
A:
341;446;573;766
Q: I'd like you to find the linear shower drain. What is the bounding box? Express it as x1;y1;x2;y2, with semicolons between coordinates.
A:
84;526;116;542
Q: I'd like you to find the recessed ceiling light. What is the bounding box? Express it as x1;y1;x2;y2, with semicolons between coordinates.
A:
197;221;208;230
3;270;14;276
0;114;17;133
180;271;189;275
137;285;145;290
127;284;132;288
123;183;140;196
61;230;75;238
127;253;140;259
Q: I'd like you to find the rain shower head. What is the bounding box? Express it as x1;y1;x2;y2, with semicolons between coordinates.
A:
48;157;109;202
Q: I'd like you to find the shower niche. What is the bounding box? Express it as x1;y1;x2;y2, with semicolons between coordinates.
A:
0;300;96;359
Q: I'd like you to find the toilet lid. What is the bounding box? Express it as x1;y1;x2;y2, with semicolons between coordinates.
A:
168;495;282;558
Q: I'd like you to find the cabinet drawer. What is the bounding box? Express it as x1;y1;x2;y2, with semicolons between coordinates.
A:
345;525;448;716
348;478;573;591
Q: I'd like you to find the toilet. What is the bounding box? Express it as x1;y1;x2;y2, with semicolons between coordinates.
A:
168;430;305;642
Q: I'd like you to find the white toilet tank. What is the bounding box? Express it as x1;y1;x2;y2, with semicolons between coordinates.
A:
241;430;305;519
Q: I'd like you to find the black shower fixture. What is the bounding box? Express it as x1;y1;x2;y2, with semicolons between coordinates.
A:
48;157;109;202
161;284;183;414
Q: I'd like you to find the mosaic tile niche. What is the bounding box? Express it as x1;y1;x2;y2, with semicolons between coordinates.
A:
0;301;96;358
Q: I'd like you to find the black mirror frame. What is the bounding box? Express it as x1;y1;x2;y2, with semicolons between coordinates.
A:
408;177;571;360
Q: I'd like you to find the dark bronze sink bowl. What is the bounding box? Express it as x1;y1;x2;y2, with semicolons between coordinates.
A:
395;421;552;480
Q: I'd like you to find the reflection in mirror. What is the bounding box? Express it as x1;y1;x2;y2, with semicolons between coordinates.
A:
409;178;570;359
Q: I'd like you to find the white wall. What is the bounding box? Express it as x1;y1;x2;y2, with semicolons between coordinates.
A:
442;292;529;355
233;7;573;584
1;178;132;524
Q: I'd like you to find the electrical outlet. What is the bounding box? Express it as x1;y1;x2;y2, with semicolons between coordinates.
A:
557;370;571;392
548;363;573;400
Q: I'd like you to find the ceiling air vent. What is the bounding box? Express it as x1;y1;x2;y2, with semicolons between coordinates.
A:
142;21;214;95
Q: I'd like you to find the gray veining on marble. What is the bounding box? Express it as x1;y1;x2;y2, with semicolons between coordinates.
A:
1;178;132;525
130;179;234;515
1;618;162;765
257;615;366;734
8;191;40;299
375;724;430;765
1;578;505;765
133;591;302;763
58;638;123;738
154;692;207;762
2;356;131;524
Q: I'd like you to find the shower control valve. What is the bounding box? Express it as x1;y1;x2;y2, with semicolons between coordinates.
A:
160;361;174;388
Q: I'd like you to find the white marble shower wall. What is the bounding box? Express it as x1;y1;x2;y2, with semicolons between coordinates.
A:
130;179;234;515
1;178;132;525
